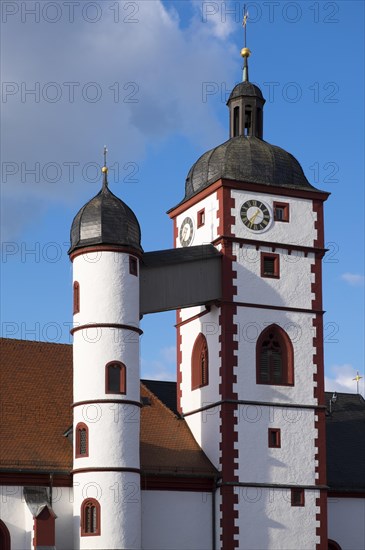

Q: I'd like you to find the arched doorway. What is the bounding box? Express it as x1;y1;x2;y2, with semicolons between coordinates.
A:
328;540;342;550
0;520;11;550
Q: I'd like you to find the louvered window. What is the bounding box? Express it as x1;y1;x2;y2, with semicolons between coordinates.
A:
75;423;88;458
192;333;209;390
81;499;100;536
256;325;294;386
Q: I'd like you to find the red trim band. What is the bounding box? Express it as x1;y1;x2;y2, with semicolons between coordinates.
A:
72;399;142;409
70;323;143;336
72;467;141;475
70;245;142;262
212;235;327;257
175;306;211;328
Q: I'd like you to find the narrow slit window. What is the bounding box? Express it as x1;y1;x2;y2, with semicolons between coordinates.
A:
73;281;80;314
106;362;126;394
233;106;240;137
197;208;205;228
268;428;281;448
244;106;252;136
129;256;138;276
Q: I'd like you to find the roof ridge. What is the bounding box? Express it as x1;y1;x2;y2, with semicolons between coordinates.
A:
0;337;71;347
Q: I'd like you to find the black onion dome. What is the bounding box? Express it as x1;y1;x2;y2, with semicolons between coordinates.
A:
69;185;142;254
184;136;318;200
228;81;264;102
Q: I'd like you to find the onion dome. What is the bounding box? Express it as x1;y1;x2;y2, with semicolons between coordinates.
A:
68;151;142;255
184;135;317;200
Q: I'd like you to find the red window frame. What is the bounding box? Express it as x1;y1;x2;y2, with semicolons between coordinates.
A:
191;333;209;390
268;428;281;448
129;256;138;276
73;281;80;314
197;208;205;228
273;201;290;222
105;361;126;395
291;488;305;507
256;324;294;386
261;252;280;279
75;422;89;458
81;498;101;536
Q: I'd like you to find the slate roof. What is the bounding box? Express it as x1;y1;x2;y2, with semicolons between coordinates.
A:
0;339;215;477
69;185;142;254
183;136;320;202
227;81;264;101
142;245;221;268
325;391;365;493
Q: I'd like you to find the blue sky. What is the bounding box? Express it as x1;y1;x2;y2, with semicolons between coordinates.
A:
1;0;364;394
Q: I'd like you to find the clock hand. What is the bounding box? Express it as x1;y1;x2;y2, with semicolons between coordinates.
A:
249;209;260;224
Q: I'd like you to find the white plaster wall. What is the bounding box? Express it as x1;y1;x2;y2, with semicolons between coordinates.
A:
234;307;317;406
179;305;221;469
235;405;316;485
73;472;141;550
141;490;212;549
73;252;140;326
175;192;219;247
231;190;317;247
73;328;140;403
234;243;316;309
234;486;320;549
52;486;74;550
0;486;27;549
73;403;140;469
328;497;365;550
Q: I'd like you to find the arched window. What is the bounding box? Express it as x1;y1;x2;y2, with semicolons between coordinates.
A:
328;541;342;550
0;520;11;550
192;333;209;390
81;498;100;536
75;423;89;458
233;106;240;137
73;281;80;314
105;361;126;394
256;324;294;386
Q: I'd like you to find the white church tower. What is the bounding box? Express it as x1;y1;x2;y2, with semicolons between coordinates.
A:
68;152;142;549
169;40;329;549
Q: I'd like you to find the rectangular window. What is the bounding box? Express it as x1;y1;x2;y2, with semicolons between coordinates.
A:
273;202;289;222
197;208;205;228
291;488;305;507
268;428;281;448
261;252;280;278
129;256;138;276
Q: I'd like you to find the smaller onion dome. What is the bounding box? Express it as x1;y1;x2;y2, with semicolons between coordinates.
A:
69;161;142;255
228;81;264;102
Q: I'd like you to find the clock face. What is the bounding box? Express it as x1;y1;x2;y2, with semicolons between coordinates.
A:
179;217;194;247
240;199;271;231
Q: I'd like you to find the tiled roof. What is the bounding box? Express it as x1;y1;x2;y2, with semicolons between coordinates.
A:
0;339;216;477
325;391;365;492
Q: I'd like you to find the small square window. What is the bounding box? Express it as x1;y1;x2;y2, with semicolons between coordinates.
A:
291;488;305;507
129;256;138;276
268;428;281;448
261;252;280;278
273;202;289;222
197;208;205;228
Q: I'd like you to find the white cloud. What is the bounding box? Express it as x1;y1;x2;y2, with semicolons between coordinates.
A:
325;364;364;396
2;0;238;239
341;273;365;286
141;345;176;381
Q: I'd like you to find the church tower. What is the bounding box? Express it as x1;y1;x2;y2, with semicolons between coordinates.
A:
68;153;142;549
169;37;329;550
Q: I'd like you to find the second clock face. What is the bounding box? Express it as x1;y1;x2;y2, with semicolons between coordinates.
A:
179;217;194;247
240;199;271;231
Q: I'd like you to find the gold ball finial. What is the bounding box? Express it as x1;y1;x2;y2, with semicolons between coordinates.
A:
102;166;108;173
241;47;251;58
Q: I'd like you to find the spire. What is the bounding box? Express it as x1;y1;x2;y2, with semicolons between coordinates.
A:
102;145;108;188
241;6;251;82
